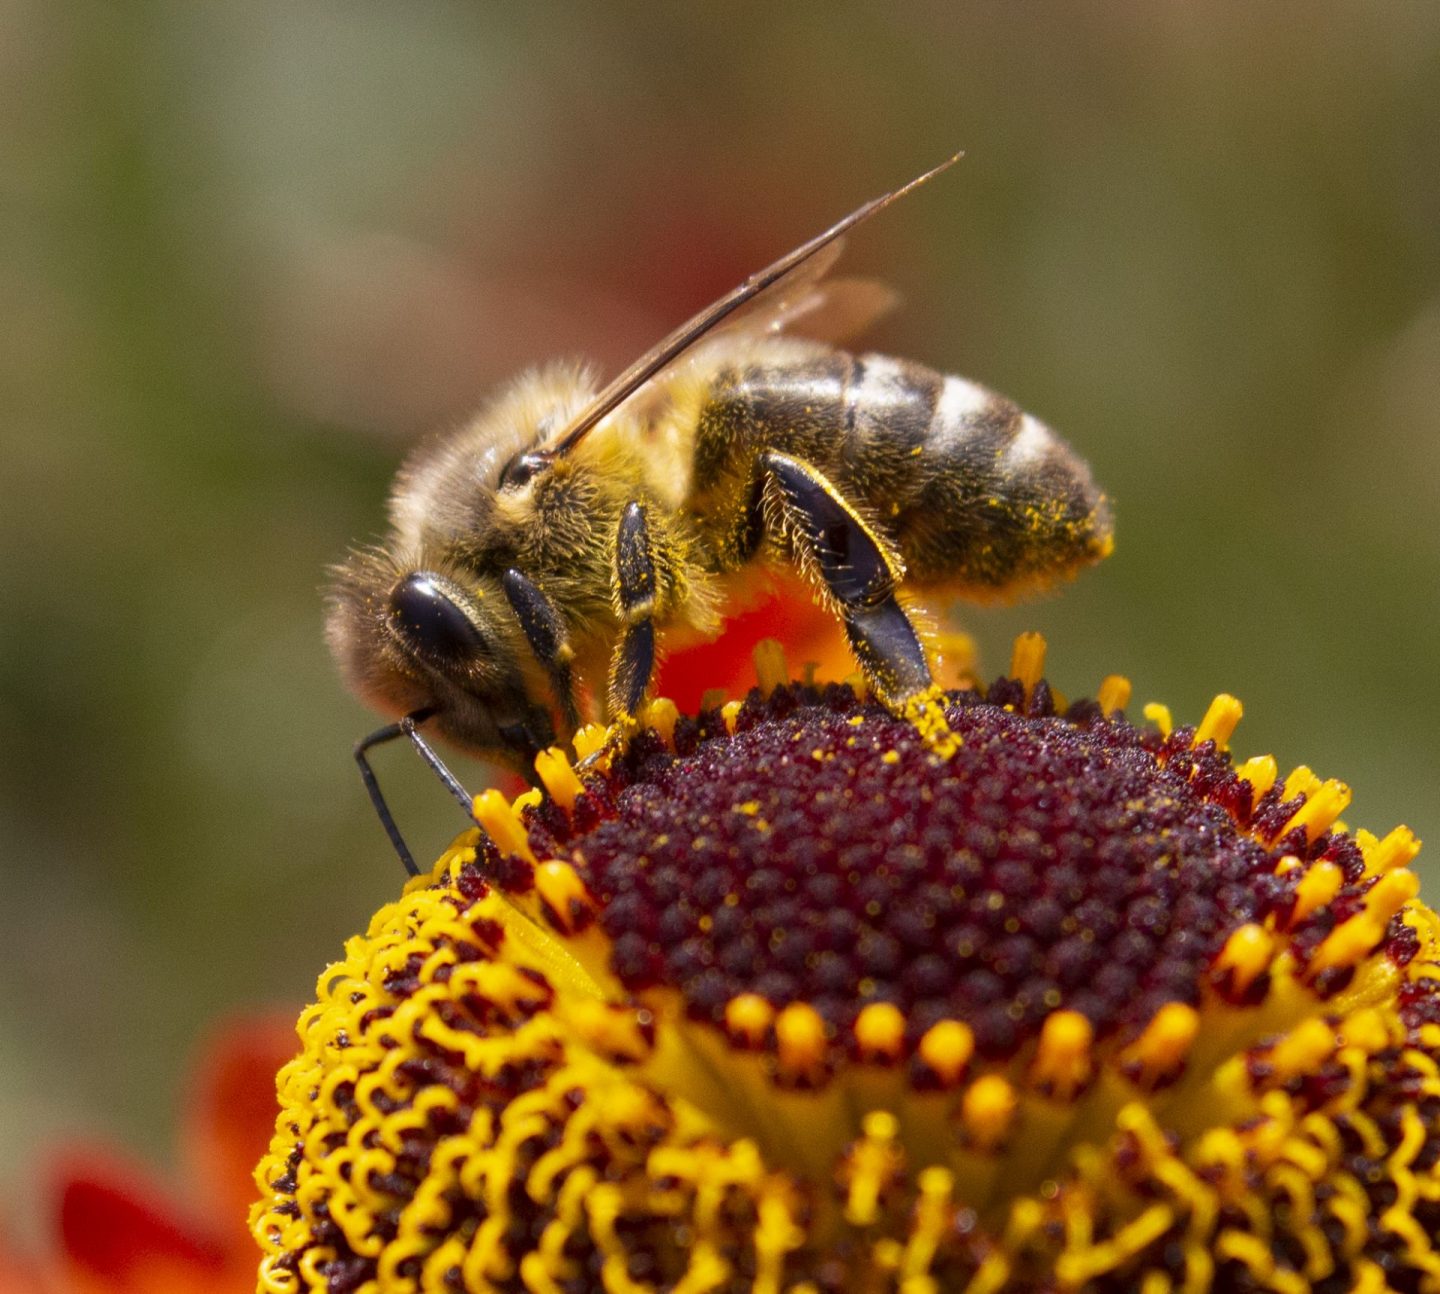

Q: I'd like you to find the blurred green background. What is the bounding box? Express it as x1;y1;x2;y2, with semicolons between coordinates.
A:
3;0;1437;1205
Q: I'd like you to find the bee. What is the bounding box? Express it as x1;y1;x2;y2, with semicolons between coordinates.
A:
328;154;1113;871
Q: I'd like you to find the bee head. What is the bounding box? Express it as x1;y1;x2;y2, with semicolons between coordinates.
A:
326;554;556;764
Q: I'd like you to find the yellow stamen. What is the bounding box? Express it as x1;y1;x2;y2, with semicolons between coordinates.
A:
572;723;609;762
723;993;775;1048
960;1075;1017;1152
1234;754;1278;800
1289;860;1344;926
1142;703;1173;739
564;1000;652;1063
753;638;789;698
1029;1010;1093;1099
1122;1002;1199;1088
842;1111;901;1227
917;1020;974;1087
774;1002;828;1080
1009;632;1047;701
854;1002;906;1063
1267;1018;1336;1079
844;672;870;701
1337;1006;1394;1054
472;788;537;865
1193;693;1242;751
1364;868;1421;922
534;860;594;934
1096;674;1131;717
721;699;744;737
639;696;679;747
1211;923;1274;997
931;630;978;683
534;747;584;812
1281;765;1322;803
1278;779;1352;843
1308;872;1418;976
1359;824;1421;877
699;687;728;713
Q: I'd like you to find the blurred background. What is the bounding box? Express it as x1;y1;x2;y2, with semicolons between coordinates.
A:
3;0;1438;1233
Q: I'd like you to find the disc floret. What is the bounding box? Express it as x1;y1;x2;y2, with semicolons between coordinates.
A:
253;637;1440;1292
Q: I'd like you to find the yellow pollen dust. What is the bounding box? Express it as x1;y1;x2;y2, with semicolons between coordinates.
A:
1030;1010;1094;1099
917;1020;975;1086
1096;674;1131;717
1009;631;1047;701
534;746;584;812
903;684;962;759
775;1002;828;1079
1121;1002;1200;1088
534;860;593;933
472;788;536;865
1193;693;1243;751
724;993;775;1047
1235;753;1279;800
753;638;790;699
1212;923;1275;996
960;1075;1018;1152
853;1002;906;1062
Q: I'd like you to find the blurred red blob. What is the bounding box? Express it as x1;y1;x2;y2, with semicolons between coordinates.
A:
11;1016;296;1294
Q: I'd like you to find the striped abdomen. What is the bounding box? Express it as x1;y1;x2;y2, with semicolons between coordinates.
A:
692;347;1112;594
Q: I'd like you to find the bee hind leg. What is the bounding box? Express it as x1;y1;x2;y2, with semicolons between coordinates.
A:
760;451;933;706
607;500;658;717
501;568;582;734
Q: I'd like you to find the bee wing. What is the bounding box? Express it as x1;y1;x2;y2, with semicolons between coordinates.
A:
761;275;900;346
547;151;962;458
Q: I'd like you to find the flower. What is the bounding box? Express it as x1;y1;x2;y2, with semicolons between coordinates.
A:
35;1017;296;1294
251;636;1440;1292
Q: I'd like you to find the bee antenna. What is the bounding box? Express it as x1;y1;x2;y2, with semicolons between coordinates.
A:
354;707;475;877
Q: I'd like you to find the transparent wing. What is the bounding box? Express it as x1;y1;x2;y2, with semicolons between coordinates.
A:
547;151;962;458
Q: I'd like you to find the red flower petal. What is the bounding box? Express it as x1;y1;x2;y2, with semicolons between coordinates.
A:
177;1015;296;1240
53;1152;229;1294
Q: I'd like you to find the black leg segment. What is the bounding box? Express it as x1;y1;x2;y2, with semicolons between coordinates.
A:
502;567;581;732
760;450;933;705
608;501;658;715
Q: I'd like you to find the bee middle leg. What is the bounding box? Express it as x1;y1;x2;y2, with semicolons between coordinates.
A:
759;450;933;706
607;500;658;716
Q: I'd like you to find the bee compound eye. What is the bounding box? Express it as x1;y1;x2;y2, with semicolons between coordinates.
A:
388;573;487;663
498;449;552;492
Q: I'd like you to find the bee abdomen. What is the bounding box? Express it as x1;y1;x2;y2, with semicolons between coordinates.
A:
696;348;1111;592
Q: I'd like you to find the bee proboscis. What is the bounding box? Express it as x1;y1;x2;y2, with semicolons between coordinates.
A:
328;154;1113;871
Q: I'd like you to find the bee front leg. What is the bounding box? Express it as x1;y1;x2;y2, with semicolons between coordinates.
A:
501;568;582;733
760;451;933;707
608;501;657;717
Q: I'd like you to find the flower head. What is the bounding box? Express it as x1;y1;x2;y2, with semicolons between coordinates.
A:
253;638;1440;1292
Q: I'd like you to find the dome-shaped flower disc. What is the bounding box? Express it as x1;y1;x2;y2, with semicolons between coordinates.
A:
252;639;1440;1292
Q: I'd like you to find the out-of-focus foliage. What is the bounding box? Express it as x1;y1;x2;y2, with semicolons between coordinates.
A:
2;0;1437;1220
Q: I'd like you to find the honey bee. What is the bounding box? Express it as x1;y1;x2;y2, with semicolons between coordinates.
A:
328;155;1113;871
